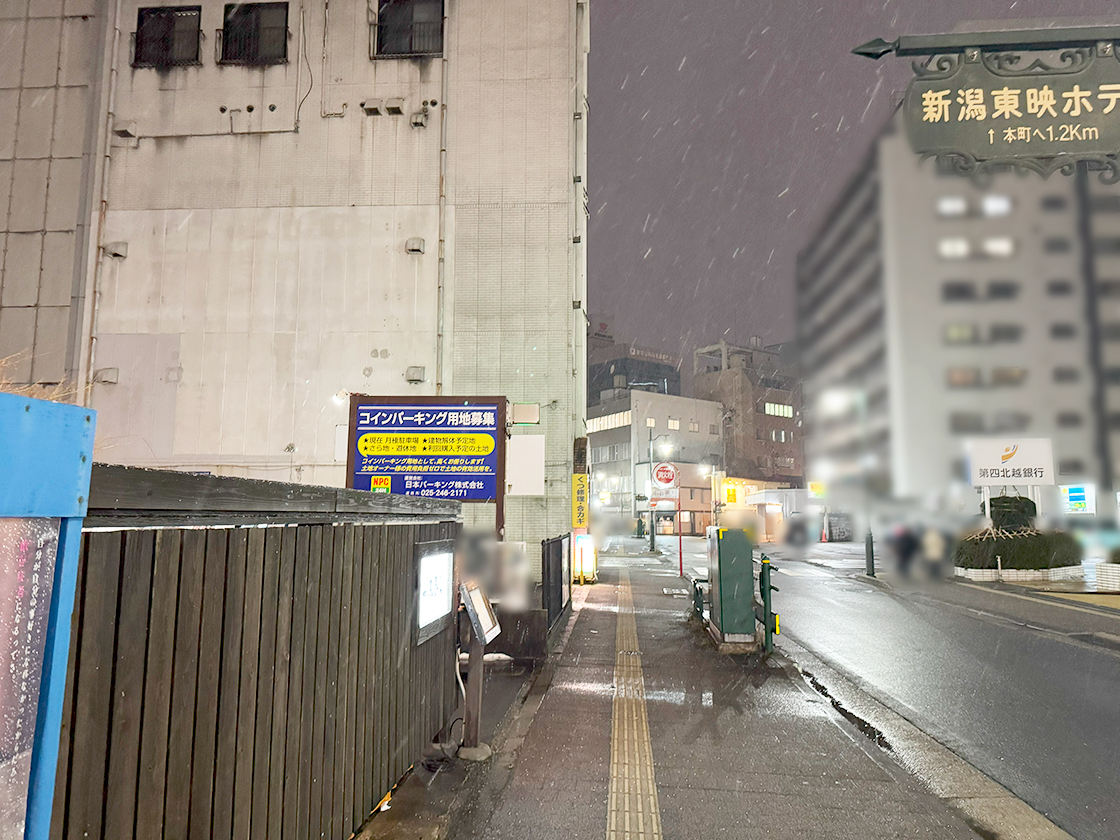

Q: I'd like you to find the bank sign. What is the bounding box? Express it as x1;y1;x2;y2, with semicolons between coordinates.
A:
904;45;1120;176
965;438;1055;486
347;397;506;502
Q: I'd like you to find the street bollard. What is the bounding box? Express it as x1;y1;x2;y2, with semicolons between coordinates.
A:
865;530;875;577
755;554;780;654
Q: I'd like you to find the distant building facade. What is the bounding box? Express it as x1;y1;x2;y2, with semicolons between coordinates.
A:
693;339;803;486
587;390;723;534
797;114;1120;513
588;341;681;407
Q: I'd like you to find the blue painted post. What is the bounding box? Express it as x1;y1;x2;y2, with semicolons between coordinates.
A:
0;393;96;840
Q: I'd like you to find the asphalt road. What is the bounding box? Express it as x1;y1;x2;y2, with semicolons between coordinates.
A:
655;535;1120;840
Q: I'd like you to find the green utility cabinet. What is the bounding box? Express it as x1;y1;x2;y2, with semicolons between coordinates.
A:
706;527;758;648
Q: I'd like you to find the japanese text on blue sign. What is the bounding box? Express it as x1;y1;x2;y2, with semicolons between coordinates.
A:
352;404;500;501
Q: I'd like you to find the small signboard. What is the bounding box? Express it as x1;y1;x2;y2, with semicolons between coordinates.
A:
1061;484;1097;515
415;541;455;645
652;462;679;488
460;580;501;644
808;481;826;499
965;438;1055;486
348;396;507;502
572;474;589;529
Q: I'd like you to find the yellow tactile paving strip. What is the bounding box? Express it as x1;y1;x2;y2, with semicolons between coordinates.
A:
607;568;663;839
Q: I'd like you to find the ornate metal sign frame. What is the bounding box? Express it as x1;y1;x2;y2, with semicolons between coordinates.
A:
855;26;1120;182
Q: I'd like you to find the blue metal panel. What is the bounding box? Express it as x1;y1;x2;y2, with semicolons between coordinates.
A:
0;393;96;518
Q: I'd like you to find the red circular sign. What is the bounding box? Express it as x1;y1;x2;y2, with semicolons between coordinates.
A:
653;462;678;487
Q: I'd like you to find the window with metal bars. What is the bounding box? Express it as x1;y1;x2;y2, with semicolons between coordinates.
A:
220;3;288;65
373;0;443;58
133;6;201;67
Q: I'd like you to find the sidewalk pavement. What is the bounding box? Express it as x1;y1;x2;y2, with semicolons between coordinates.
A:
431;542;981;839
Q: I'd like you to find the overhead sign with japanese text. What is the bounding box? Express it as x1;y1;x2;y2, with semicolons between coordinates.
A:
965;438;1055;486
347;396;506;502
905;46;1120;176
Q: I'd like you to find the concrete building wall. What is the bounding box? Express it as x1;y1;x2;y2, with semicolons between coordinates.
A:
0;0;105;387
71;0;587;557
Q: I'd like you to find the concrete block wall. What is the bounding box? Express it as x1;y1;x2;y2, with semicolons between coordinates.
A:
0;0;103;386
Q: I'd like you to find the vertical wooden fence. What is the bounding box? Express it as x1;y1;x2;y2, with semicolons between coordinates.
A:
49;466;462;840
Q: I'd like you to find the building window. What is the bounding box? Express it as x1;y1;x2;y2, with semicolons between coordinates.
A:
938;237;970;259
134;6;201;67
1054;367;1080;383
221;2;288;65
1057;412;1083;428
1102;323;1120;341
944;323;979;344
764;402;793;418
990;323;1023;343
709;423;719;435
1043;238;1072;254
936;196;968;217
950;412;984;433
667;418;680;431
1042;195;1069;211
946;367;981;388
1058;459;1085;475
992;411;1030;432
982;237;1015;258
373;0;443;58
1050;323;1076;339
1105;367;1120;384
645;417;656;428
756;428;765;441
689;420;699;433
981;195;1012;217
942;281;976;301
1048;279;1074;296
1094;238;1120;255
1099;279;1120;297
987;280;1018;300
1108;413;1120;429
770;429;789;443
991;367;1026;386
587;409;631;434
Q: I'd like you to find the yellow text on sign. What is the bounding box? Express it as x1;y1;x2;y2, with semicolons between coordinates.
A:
357;432;495;457
572;474;589;528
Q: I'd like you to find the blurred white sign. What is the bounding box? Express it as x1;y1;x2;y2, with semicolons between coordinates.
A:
965;438;1055;486
506;435;546;495
417;551;453;633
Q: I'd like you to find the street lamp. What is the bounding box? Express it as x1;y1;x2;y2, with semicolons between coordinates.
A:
818;386;875;577
648;429;674;551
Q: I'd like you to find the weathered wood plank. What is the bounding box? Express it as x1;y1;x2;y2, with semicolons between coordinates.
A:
266;527;297;840
232;527;266;840
251;528;283;836
212;529;248;840
103;530;154;840
335;525;355;835
135;529;183;840
281;527;311;840
319;525;346;840
189;530;230;840
164;529;208;840
308;526;334;840
65;531;123;840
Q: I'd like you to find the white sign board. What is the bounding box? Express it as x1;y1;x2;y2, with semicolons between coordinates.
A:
1060;484;1097;515
417;550;453;641
965;438;1055;486
652;462;679;488
506;434;546;495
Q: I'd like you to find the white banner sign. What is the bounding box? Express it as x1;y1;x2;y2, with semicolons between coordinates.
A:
965;438;1055;486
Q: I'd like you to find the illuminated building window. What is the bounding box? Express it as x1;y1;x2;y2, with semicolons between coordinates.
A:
668;418;680;430
981;195;1012;217
982;237;1015;258
936;196;968;217
938;237;970;259
946;367;980;388
991;367;1026;386
944;323;979;344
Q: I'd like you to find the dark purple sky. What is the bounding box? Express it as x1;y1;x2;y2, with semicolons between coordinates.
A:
587;1;1117;363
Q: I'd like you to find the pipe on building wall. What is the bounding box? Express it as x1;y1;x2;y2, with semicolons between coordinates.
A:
81;0;124;407
435;0;450;395
320;0;346;118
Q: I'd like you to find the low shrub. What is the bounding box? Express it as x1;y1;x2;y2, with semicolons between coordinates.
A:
952;529;1082;570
